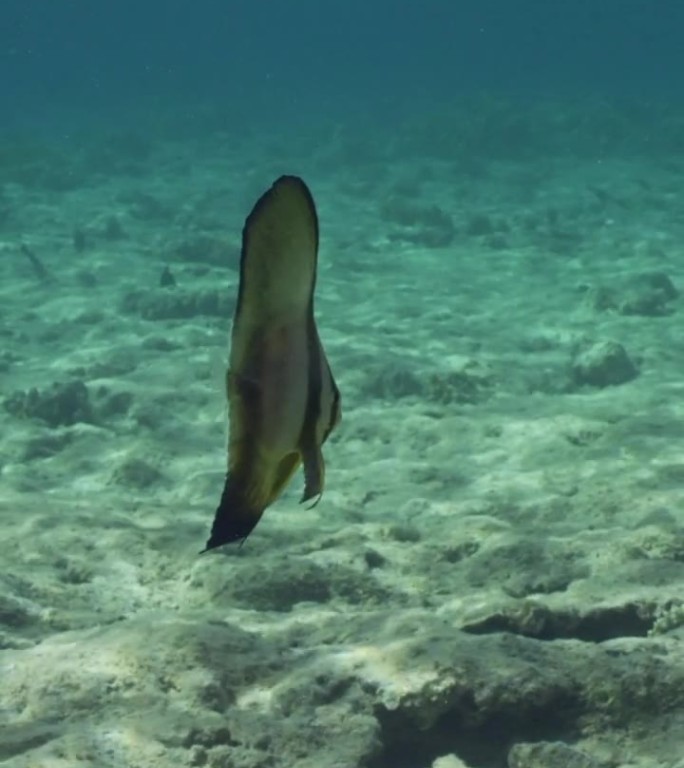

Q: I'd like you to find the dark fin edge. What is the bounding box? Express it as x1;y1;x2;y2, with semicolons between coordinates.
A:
202;475;264;552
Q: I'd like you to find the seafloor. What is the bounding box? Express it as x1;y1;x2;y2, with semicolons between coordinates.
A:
1;100;684;768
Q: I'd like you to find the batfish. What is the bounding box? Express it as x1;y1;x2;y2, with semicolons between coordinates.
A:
203;175;341;551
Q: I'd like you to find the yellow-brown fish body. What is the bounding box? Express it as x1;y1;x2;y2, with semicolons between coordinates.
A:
204;176;340;550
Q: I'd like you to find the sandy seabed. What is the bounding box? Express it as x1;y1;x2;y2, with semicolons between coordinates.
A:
2;108;684;768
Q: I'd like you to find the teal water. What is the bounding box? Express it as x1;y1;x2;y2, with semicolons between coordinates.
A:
1;3;684;768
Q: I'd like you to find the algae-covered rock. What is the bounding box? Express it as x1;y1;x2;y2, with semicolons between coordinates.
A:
427;358;495;404
111;457;164;490
362;362;424;400
508;741;605;768
620;271;678;317
587;271;677;317
4;380;94;427
571;341;638;388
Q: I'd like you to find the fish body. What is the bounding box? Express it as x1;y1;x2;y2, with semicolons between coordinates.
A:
204;176;340;551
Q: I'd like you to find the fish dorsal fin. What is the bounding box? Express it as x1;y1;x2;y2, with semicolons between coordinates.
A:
235;175;319;330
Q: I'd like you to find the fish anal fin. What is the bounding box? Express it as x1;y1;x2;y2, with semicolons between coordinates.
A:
203;473;265;552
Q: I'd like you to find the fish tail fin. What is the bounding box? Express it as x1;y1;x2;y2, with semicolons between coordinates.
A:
202;475;264;552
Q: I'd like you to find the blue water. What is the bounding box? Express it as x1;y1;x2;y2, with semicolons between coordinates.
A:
3;3;684;768
3;0;683;134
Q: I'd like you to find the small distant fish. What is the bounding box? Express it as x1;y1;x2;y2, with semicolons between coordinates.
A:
20;243;50;282
159;265;176;288
203;176;341;551
72;227;87;253
587;184;629;210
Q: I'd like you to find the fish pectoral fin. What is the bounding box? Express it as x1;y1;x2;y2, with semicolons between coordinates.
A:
227;369;261;403
300;441;325;507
